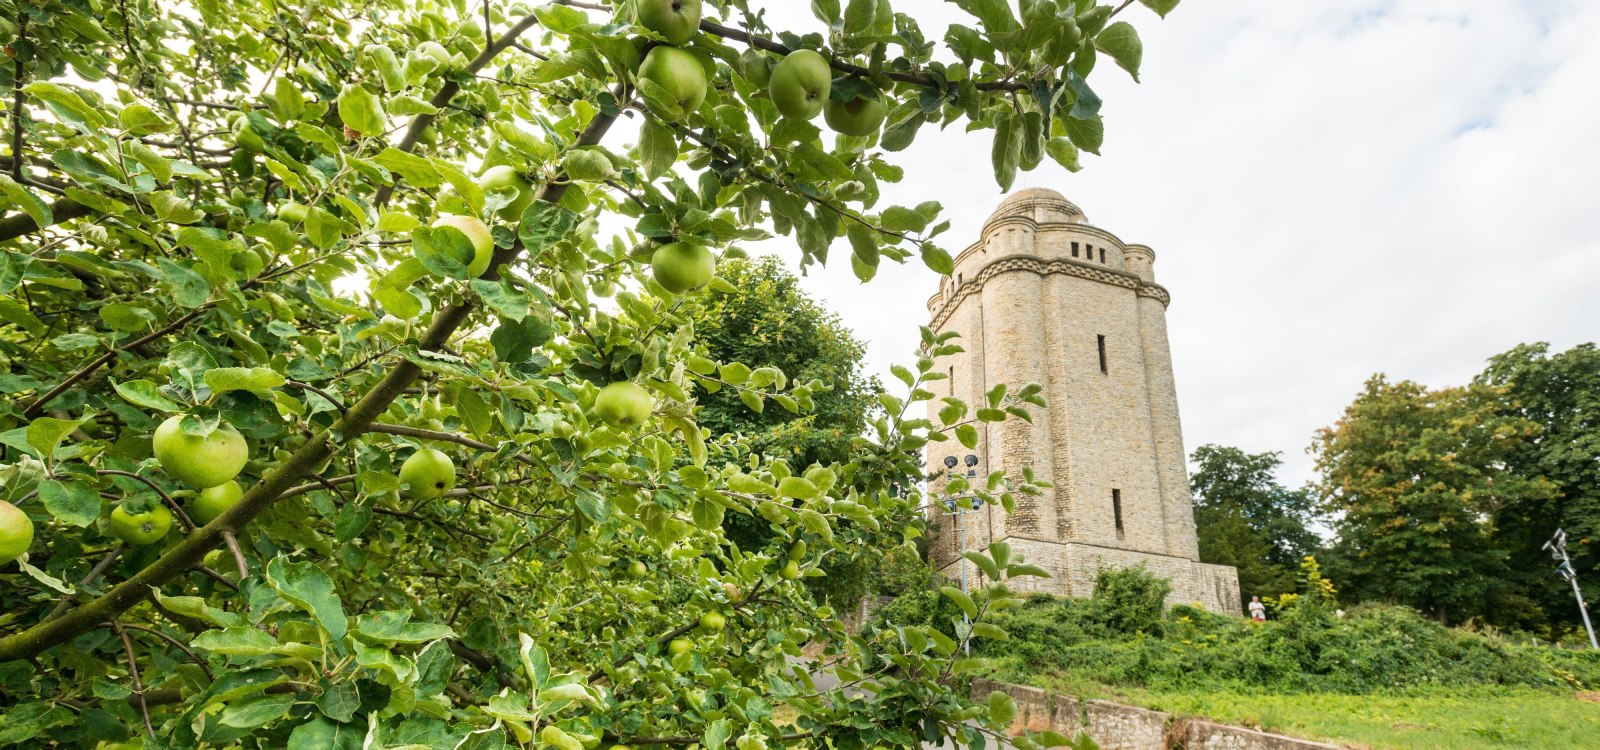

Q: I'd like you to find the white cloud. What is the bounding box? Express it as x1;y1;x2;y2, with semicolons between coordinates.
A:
737;0;1599;487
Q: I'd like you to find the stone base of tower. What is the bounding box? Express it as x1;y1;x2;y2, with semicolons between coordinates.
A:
936;537;1241;615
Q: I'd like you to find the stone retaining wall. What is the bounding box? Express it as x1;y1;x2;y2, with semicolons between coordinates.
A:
970;679;1342;750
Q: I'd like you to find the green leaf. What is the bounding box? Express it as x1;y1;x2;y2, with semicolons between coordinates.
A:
154;258;211;309
112;377;184;412
963;550;1002;580
636;117;679;180
574;488;613;523
1140;0;1181;18
1064;115;1104;156
940;585;978;618
987;690;1018;724
956;424;979;449
777;476;819;500
38;480;100;527
193;626;278;656
27;416;88;460
288;717;364;750
410;225;473;279
541;725;586;750
739;389;764;414
266;556;348;641
373;147;444;188
490;314;553;363
151;589;244;628
705;719;733;750
991;109;1021;191
387;94;440;116
692;498;725;530
0;175;52;230
921;245;955;275
880;206;929;233
337;83;388;137
24;82;107;132
471;278;531;321
561;148;618;182
843;0;877;33
315;680;361;722
354;611;455;644
204;367;286;394
221;693;296;728
1045;137;1082;172
972;622;1009;640
519;202;579;255
1095;22;1143;82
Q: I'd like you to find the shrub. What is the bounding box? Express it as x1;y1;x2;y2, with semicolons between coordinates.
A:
1089;564;1171;636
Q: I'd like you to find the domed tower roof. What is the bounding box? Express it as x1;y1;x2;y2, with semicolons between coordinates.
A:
984;188;1087;228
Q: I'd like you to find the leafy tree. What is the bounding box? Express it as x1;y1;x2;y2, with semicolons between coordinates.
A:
1312;376;1550;625
1475;342;1600;635
0;0;1182;745
681;254;887;608
1189;444;1321;600
682;254;878;472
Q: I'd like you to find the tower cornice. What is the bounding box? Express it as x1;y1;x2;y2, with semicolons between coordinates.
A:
928;254;1171;331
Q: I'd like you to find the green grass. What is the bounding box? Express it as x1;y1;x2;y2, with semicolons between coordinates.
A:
1023;672;1600;750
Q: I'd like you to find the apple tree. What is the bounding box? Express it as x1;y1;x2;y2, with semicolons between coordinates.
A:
0;0;1178;746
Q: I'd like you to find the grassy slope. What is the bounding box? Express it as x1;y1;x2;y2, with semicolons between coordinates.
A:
1023;671;1600;750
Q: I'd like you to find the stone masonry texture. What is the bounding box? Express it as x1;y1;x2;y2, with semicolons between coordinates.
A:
971;679;1342;750
926;190;1240;614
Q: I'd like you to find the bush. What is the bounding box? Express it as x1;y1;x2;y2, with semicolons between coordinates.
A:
871;560;1596;696
1089;565;1172;636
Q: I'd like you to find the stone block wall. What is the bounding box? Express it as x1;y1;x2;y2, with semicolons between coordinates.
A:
970;679;1341;750
936;538;1240;613
924;189;1240;615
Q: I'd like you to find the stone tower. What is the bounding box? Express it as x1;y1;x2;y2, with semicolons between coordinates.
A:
924;189;1239;614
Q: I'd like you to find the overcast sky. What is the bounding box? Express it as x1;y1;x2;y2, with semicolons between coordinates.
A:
738;0;1600;488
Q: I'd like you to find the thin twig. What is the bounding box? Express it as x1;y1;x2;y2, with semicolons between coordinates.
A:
119;623;214;680
221;531;249;580
113;621;156;738
98;469;196;532
45;543;126;621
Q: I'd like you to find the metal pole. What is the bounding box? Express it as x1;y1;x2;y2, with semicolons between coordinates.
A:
1560;546;1599;650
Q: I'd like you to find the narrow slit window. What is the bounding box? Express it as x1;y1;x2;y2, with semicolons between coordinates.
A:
1099;247;1106;263
1113;489;1124;535
1071;242;1080;258
1097;335;1108;374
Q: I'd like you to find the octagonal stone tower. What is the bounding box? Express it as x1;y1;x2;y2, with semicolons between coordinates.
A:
925;189;1240;614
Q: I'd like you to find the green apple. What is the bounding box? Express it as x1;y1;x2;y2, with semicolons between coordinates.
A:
417;41;454;68
478;165;534;222
628;560;649;578
153;416;249;489
230;113;266;152
824;91;887;136
699;611;726;632
110;502;173;546
667;637;694;656
424;214;495;278
594;381;654;429
638;46;708;123
400;448;457;500
650;242;715;293
780;560;801;580
276;202;309;224
191;480;243;525
638;0;702;46
0;500;34;564
769;49;831;120
722;581;741;601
